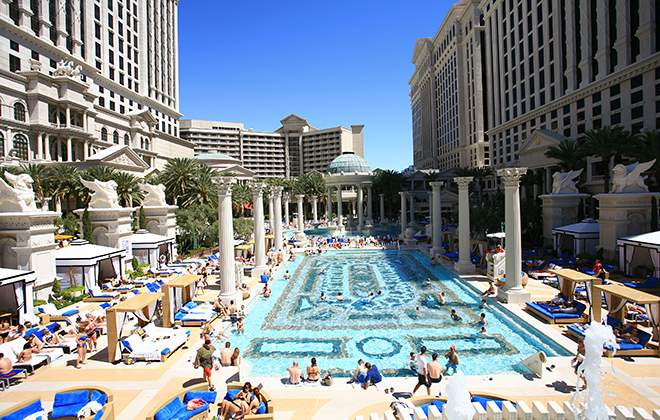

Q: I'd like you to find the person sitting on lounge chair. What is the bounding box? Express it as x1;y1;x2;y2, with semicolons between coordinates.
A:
549;300;579;314
546;293;567;306
17;343;33;363
0;353;13;374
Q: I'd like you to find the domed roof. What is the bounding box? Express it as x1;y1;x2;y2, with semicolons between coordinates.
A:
327;152;370;174
196;152;240;163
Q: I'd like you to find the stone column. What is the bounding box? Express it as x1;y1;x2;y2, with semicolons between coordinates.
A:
614;0;631;70
379;194;385;223
296;194;305;233
37;132;43;160
496;168;531;304
336;185;344;228
409;192;415;224
637;0;656;57
251;184;267;275
357;185;364;229
217;180;241;304
66;138;73;161
399;192;408;239
365;183;373;226
268;194;274;231
272;186;283;250
454;177;475;274
45;135;51;161
325;188;332;221
283;193;290;227
430;181;443;256
311;195;318;223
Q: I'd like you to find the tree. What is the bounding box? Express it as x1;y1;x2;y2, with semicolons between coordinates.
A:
158;158;204;206
46;165;85;210
631;130;660;191
231;183;251;217
112;171;143;207
544;139;584;171
580;127;635;193
372;169;406;220
82;208;93;242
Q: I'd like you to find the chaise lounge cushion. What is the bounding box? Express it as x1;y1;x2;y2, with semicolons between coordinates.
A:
52;390;90;418
224;389;241;401
183;391;217;404
526;302;586;320
0;400;44;420
154;397;185;420
90;390;108;406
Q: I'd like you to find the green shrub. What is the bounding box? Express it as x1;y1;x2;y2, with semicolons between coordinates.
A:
52;279;61;294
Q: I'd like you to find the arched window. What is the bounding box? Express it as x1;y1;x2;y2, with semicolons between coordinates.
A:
144;138;150;150
0;133;4;158
113;131;119;144
14;103;26;122
12;134;28;161
100;128;107;142
124;134;130;146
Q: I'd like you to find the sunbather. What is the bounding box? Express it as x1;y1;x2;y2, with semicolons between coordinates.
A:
219;382;252;419
549;300;579;314
288;361;302;384
306;357;320;382
0;353;12;374
17;343;32;363
26;335;43;353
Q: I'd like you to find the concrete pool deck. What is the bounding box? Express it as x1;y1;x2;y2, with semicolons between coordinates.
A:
0;252;659;419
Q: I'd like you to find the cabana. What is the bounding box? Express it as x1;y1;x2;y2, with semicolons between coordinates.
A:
130;230;176;269
55;240;127;295
106;293;161;363
617;230;660;278
0;268;36;325
526;268;601;324
591;283;660;357
161;274;207;327
552;220;599;257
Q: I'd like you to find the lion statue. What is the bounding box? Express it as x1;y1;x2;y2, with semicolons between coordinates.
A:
611;159;656;193
140;183;167;207
81;179;120;208
551;169;583;194
0;172;38;212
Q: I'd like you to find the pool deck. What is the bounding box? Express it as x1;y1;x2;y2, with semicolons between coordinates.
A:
1;250;659;419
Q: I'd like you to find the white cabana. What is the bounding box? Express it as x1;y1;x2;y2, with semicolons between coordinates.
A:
0;268;36;324
618;231;660;277
130;230;176;269
55;239;127;292
552;220;599;256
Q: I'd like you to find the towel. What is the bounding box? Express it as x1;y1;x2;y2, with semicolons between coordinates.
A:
77;400;103;418
23;410;48;420
186;398;206;411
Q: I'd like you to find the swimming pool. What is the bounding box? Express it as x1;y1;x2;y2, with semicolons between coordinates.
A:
222;250;569;378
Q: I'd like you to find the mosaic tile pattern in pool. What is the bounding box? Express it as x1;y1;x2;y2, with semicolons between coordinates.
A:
222;250;570;378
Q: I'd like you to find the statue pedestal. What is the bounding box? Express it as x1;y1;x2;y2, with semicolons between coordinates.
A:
74;207;134;254
454;260;476;275
0;211;60;299
540;194;590;247
594;192;660;259
142;205;178;258
498;288;531;304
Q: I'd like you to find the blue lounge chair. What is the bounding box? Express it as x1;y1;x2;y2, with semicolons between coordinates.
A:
153;390;216;420
526;301;587;324
0;399;46;419
624;276;660;290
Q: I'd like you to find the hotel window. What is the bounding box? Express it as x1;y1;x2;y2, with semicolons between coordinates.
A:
124;134;130;146
101;128;108;142
113;131;119;144
13;103;26;121
12;134;28;160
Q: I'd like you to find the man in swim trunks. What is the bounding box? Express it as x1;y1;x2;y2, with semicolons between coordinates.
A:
427;353;443;387
194;339;216;391
412;346;431;396
220;341;232;367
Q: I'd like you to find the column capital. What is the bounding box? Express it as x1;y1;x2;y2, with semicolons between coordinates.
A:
379;193;384;197
250;183;265;197
283;192;290;202
453;177;473;188
216;179;235;196
270;186;283;196
296;194;305;201
429;181;443;190
398;191;408;197
361;181;372;187
310;195;318;201
496;167;527;186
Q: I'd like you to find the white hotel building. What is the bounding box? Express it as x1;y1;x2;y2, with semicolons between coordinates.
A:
0;0;193;175
181;115;365;179
411;0;660;193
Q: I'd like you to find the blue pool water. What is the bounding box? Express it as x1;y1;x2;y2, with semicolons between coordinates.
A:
222;250;569;377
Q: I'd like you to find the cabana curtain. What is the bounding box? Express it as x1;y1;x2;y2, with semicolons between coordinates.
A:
114;312;129;360
604;294;628;317
645;303;660;340
650;249;660;277
133;300;159;324
111;257;121;278
13;283;24;313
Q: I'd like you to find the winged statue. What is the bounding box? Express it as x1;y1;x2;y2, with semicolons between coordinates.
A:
81;179;120;208
0;172;38;212
611;159;656;193
551;169;583;194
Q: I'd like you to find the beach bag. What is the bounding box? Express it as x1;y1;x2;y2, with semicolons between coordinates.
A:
186;398;206;411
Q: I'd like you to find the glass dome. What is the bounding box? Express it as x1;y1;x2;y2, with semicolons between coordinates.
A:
327;152;370;174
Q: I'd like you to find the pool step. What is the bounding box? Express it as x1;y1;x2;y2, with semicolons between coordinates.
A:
357;400;656;420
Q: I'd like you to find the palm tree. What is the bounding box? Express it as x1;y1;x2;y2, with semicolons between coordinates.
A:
158;158;202;206
47;165;84;210
632;130;660;190
82;165;118;182
579;127;635;192
544;139;584;171
188;165;217;208
19;164;48;203
372;169;406;220
113;172;143;207
231;183;251;216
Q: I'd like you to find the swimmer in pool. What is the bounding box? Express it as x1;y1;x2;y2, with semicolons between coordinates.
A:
336;292;344;301
320;292;326;301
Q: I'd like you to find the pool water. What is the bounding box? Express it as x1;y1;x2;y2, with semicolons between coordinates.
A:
221;250;569;378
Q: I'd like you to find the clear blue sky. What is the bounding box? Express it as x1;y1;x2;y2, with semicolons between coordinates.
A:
178;1;453;171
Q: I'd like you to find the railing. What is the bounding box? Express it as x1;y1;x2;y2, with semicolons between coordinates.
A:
356;400;660;420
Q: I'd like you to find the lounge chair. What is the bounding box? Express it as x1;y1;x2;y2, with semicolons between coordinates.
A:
120;324;189;362
146;384;217;420
0;368;28;390
526;301;587;324
0;337;58;373
0;399;47;419
50;386;115;419
35;303;80;323
24;323;76;354
624;276;660;290
174;302;218;327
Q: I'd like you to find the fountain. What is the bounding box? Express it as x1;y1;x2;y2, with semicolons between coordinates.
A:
570;322;618;419
443;371;475;420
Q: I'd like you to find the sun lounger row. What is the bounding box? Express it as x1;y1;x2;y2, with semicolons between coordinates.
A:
624;276;660;290
566;317;654;355
0;336;62;374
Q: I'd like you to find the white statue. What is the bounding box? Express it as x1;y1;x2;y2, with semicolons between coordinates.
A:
53;60;82;79
81;179;120;208
140;183;167;206
611;159;656;193
551;169;583;194
0;172;38;212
